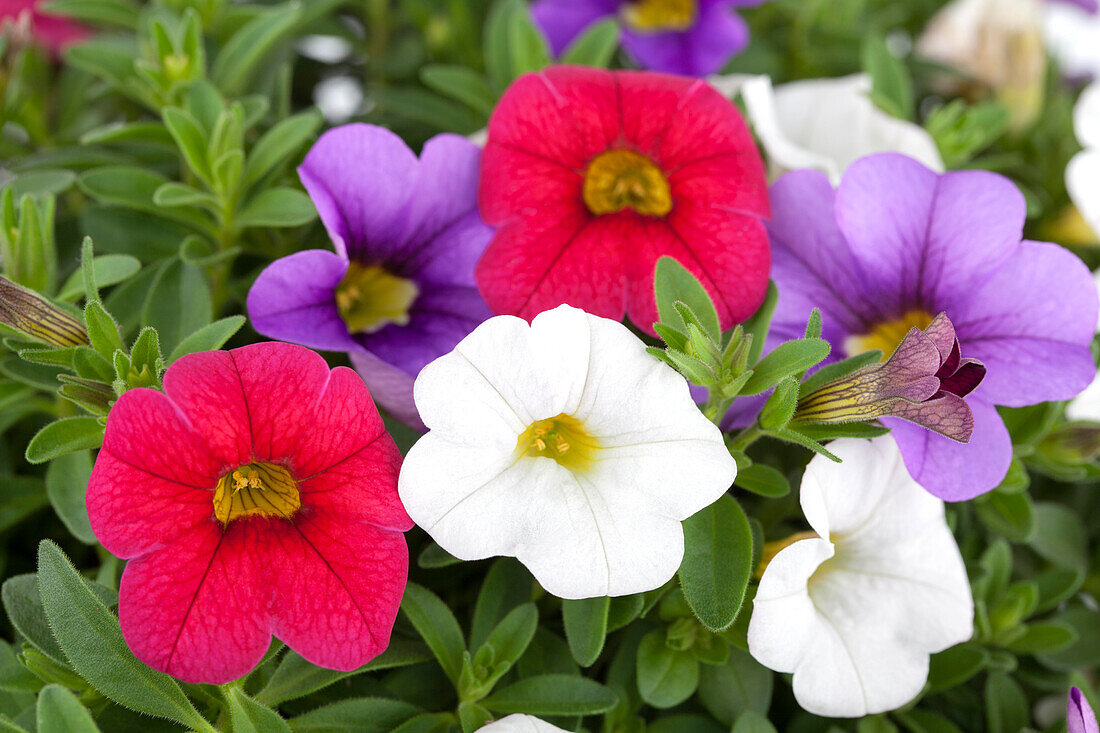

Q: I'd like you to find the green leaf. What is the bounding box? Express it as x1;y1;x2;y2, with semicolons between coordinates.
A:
975;490;1035;542
654;256;721;343
36;541;214;732
400;583;466;684
984;672;1028;733
236;188;317;229
243;110;323;188
57;256;140;302
2;170;76;199
36;684;100;732
167;316;245;363
741;339;830;395
83;301;123;359
152;183;217;210
78;168;212;233
42;0;139;29
758;377;798;430
470;559;531;651
560;19;619;66
212;2;303;95
741;282;777;367
2;575;67;663
861;35;913;119
1037;608;1100;670
482;674;617;716
1027;502;1087;570
734;464;790;498
420;66;497;117
162;108;212;183
416;542;462;569
480;602;538;670
768;426;840;462
141;259;212;354
678;495;752;632
1034;567;1085;613
635;630;699;709
505;0;551;79
256;639;431;706
857;717;900;733
562;597;609;667
1003;621;1078;654
457;702;493;733
794;421;891;441
696;648;772;726
391;714;454;733
733;710;779;733
224;688;290;733
896;710;963;733
25;418;104;464
45;451;96;544
927;644;989;692
287;698;421;733
80;121;173;146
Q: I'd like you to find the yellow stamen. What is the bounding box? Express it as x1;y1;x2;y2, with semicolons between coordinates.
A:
335;262;419;335
583;150;672;218
516;413;600;472
622;0;697;31
213;462;301;525
755;531;819;578
844;309;934;359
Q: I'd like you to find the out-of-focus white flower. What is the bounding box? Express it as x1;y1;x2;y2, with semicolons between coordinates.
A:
1068;83;1100;241
1065;269;1100;421
730;74;943;185
398;305;736;599
479;715;569;732
313;76;363;123
747;437;973;718
916;0;1047;131
1045;2;1100;80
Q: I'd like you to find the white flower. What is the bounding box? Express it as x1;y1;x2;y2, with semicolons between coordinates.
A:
732;74;944;185
478;715;569;732
747;437;973;718
916;0;1046;130
1066;269;1100;421
398;305;736;599
1045;2;1100;80
1068;83;1100;241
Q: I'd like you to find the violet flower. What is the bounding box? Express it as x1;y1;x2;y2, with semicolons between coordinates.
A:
246;124;493;429
1069;688;1099;733
764;153;1098;501
531;0;767;77
795;313;985;443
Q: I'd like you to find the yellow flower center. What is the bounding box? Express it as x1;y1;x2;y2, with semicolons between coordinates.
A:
516;413;600;472
622;0;697;31
844;309;934;359
335;262;419;335
213;463;301;525
582;150;673;218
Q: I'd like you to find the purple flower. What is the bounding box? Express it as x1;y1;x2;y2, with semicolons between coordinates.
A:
764;153;1098;501
246;124;494;429
1069;688;1099;733
1053;0;1098;14
531;0;767;77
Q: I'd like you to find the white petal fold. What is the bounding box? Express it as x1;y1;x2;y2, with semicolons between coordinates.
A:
747;437;974;718
479;715;569;732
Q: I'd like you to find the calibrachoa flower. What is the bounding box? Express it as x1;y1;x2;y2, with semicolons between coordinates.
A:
1069;687;1100;733
478;65;770;335
480;715;569;732
86;342;413;683
1068;82;1100;240
730;74;944;184
247;124;494;429
765;154;1097;500
531;0;766;77
0;0;87;54
1066;271;1100;422
747;437;973;718
398;305;736;598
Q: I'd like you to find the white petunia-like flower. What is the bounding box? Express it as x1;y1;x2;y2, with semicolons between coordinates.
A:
1066;269;1100;421
1045;1;1100;81
747;437;974;718
478;715;569;732
1068;83;1100;241
398;304;737;599
732;74;944;185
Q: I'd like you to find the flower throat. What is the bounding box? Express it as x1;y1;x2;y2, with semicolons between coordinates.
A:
583;150;672;218
622;0;697;31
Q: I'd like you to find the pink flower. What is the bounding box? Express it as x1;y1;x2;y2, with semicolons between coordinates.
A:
86;343;413;683
1;1;88;55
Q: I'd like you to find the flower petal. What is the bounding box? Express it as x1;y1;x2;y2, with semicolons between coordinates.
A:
266;511;409;671
621;2;748;77
246;250;360;354
118;522;270;684
1068;687;1100;733
531;0;617;55
161;350;255;468
885;395;1012;500
949;240;1098;406
398;134;485;259
835;154;1026;314
349;351;422;429
298;124;418;260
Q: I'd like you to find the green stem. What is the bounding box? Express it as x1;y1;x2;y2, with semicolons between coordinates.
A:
728;424;764;454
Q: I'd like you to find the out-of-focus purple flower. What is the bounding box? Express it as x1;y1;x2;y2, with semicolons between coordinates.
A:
1069;688;1099;733
531;0;768;77
1053;0;1098;14
795;313;985;443
762;153;1098;501
246;124;493;429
